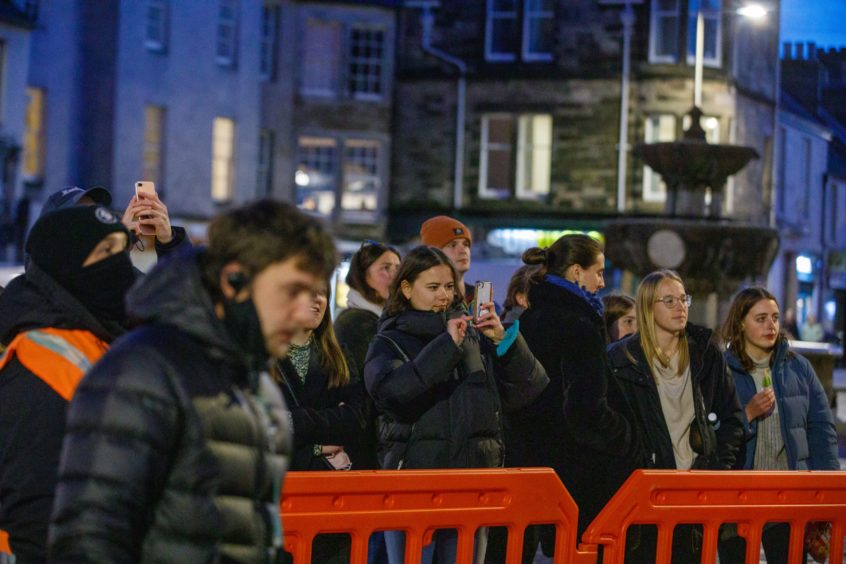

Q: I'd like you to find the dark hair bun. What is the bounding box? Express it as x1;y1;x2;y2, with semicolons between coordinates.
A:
521;247;547;266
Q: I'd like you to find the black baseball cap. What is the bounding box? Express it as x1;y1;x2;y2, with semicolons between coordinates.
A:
40;186;113;217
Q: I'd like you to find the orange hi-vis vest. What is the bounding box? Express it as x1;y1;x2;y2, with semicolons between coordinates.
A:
0;327;109;555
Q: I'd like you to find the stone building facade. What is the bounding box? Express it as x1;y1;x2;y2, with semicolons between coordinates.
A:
389;0;780;247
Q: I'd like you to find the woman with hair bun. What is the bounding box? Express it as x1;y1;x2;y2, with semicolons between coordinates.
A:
510;234;642;555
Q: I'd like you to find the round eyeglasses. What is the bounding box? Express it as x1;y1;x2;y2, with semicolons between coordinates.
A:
655;294;692;309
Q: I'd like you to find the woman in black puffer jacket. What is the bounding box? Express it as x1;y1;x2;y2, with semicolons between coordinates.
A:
510;234;643;559
364;246;548;564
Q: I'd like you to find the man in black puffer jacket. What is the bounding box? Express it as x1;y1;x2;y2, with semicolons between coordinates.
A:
48;200;337;563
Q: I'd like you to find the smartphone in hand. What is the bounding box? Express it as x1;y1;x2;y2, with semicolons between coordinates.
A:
134;181;157;235
474;281;493;322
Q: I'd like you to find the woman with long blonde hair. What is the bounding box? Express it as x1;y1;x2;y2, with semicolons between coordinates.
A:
607;270;743;562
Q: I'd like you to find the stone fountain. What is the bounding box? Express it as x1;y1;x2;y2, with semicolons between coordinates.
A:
604;106;780;327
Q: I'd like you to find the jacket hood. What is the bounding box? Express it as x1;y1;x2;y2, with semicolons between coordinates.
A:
125;247;243;362
0;262;124;346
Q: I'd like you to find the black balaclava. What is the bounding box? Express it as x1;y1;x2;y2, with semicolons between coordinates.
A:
26;205;135;323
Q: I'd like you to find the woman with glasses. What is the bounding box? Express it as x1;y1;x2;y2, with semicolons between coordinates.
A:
607;270;743;562
510;234;642;559
717;287;837;563
275;280;369;563
364;246;548;564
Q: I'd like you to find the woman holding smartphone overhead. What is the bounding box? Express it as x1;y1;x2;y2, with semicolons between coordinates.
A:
364;246;547;564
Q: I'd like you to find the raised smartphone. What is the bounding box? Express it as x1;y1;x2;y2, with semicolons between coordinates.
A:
474;281;493;322
134;181;157;235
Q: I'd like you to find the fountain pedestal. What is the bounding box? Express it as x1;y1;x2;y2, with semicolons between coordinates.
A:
605;107;779;327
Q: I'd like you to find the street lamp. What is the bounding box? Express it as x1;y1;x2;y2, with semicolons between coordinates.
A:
694;2;769;108
600;0;643;213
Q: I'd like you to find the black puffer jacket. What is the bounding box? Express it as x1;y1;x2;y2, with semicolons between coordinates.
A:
0;265;124;561
607;324;744;470
512;280;642;536
364;309;548;470
277;351;372;470
48;249;291;563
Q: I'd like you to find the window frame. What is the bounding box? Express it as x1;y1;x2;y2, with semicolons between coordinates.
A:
296;136;339;217
346;25;386;101
257;129;275;197
216;0;239;68
515;113;552;199
479;113;515;200
485;0;518;62
648;0;680;64
23;86;46;181
211;117;236;203
642;114;676;203
142;105;166;190
144;0;168;53
259;5;279;81
301;18;342;98
685;0;722;68
341;138;382;221
521;0;554;62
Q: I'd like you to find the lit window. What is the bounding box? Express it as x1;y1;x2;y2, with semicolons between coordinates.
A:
348;27;385;99
23;87;46;180
296;137;337;216
211;117;235;203
145;0;168;52
302;20;341;97
523;0;554;61
142;106;166;188
649;0;680;63
485;0;518;62
216;0;238;67
479;113;551;200
686;0;721;67
257;129;274;197
516;114;552;198
643;114;676;202
260;6;279;80
342;139;380;215
479;114;515;199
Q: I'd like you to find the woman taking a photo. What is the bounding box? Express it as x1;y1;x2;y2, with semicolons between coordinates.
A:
364;246;547;564
607;269;743;562
275;281;369;563
717;287;838;563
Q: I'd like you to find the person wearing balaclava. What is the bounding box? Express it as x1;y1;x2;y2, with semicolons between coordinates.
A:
0;206;133;562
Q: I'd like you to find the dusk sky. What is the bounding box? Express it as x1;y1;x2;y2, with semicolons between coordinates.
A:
780;0;846;49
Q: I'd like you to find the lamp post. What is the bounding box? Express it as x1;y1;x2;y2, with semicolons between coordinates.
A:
600;0;643;213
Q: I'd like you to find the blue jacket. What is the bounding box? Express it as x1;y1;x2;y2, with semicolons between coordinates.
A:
726;340;838;470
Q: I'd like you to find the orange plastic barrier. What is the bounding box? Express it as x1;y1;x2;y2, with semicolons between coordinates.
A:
280;468;596;564
583;470;846;564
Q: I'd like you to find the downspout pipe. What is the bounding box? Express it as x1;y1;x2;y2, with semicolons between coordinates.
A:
417;4;467;210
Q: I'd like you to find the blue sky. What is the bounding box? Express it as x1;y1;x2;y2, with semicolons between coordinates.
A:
780;0;846;49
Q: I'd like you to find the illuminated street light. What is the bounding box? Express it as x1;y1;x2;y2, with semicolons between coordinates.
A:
694;3;768;108
736;3;769;19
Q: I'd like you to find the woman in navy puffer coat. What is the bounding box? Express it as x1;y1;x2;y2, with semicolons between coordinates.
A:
718;287;838;563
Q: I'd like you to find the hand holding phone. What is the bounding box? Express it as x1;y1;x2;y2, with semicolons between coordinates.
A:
134;181;157;235
474;281;493;322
